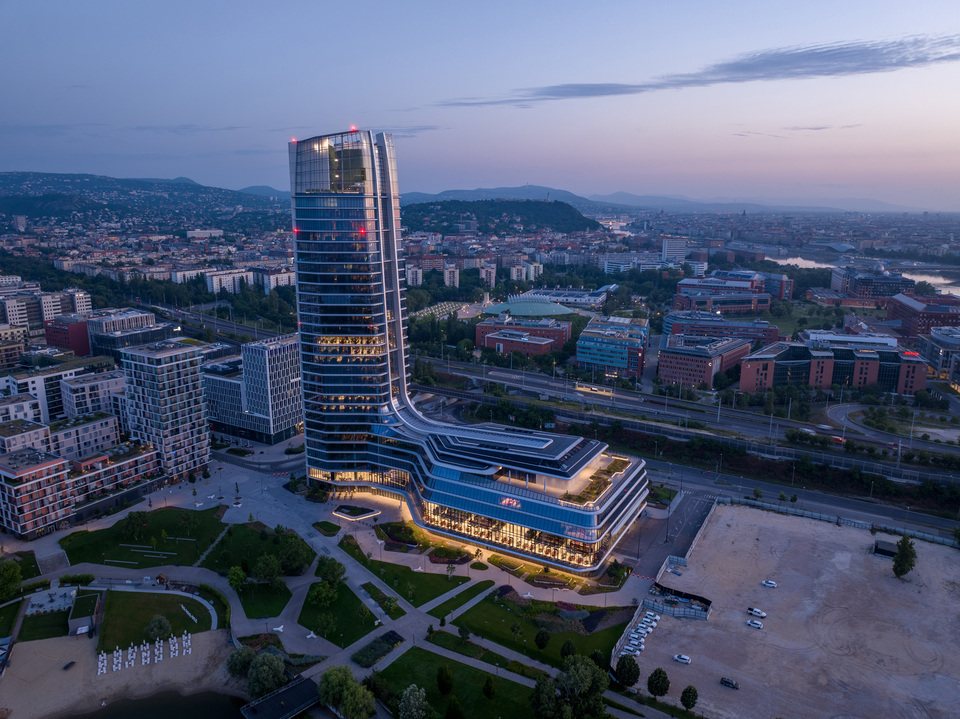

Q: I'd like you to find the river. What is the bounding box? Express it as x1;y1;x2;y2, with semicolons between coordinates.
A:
73;691;245;719
771;257;960;295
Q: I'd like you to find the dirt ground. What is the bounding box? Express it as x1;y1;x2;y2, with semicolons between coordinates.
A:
0;629;245;719
632;503;960;719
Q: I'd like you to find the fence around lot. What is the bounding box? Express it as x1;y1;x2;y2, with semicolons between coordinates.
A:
720;497;960;549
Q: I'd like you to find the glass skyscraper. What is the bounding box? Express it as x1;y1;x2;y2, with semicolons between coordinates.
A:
290;130;648;572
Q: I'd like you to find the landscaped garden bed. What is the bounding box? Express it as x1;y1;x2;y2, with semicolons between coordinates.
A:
560;474;611;504
361;582;405;620
332;505;380;521
351;629;404;668
312;521;341;537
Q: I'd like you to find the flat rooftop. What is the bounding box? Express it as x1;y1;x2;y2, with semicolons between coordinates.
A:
0;419;46;438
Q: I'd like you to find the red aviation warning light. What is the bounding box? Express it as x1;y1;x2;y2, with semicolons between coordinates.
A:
291;138;297;143
350;125;358;132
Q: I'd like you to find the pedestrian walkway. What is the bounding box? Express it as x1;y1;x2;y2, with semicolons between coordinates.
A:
194;524;231;567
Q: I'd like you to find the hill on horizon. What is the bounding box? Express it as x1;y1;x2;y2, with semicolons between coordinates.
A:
401;199;600;234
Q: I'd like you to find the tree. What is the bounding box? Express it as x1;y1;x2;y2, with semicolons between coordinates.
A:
341;681;376;719
552;655;609;719
530;674;559;718
314;612;337;639
315;556;346;585
228;566;246;594
681;685;699;711
308;580;339;608
0;559;22;602
437;665;454;695
398;684;431;719
560;639;576;659
357;603;372;624
482;675;495;699
446;563;456;581
253;554;282;585
510;622;522;644
893;533;917;579
145;614;172;641
226;646;255;678
614;655;640;687
752;487;763;500
778;491;787;504
279;534;314;575
647;667;670;698
588;649;605;668
535;628;550;650
444;696;465;719
458;625;471;644
318;665;356;708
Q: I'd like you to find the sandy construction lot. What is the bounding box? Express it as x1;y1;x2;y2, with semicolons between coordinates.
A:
632;503;960;719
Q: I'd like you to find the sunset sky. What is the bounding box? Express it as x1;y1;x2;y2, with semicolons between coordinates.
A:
2;1;959;209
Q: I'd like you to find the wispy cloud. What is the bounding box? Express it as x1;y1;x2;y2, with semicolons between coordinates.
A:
783;124;862;132
382;124;442;138
440;34;960;108
131;124;245;135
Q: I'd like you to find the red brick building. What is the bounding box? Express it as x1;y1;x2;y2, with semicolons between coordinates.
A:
739;342;926;395
480;329;555;357
44;315;90;356
657;336;751;388
886;293;960;341
476;315;571;348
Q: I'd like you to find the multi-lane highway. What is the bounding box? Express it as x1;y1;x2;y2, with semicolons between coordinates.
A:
424;357;960;460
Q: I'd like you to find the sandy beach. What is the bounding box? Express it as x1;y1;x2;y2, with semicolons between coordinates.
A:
0;630;246;719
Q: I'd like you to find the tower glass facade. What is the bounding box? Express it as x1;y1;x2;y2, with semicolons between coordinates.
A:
291;130;648;573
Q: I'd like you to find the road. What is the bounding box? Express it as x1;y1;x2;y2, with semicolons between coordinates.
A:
426;357;960;463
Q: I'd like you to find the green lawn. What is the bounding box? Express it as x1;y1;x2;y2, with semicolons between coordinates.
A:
13;551;40;580
367;559;469;607
427;630;548;680
99;590;212;650
454;597;628;668
0;600;23;637
60;507;224;569
378;647;532;719
339;536;470;607
237;583;292;619
200;523;315;576
19;610;69;642
297;582;377;647
428;580;495;619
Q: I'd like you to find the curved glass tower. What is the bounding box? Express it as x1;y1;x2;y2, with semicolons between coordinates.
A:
290;130;648;573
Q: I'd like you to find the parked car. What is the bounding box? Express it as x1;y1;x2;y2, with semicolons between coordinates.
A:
641;619;657;628
761;580;778;588
644;611;661;621
747;620;763;629
747;607;767;618
721;677;740;690
673;654;692;664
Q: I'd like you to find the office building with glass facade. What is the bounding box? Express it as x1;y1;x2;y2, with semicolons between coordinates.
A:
290;130;648;573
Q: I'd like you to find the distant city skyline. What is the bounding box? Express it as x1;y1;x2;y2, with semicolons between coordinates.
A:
1;2;958;210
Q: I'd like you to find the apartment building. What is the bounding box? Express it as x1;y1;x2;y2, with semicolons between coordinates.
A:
122;341;209;479
60;370;125;417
